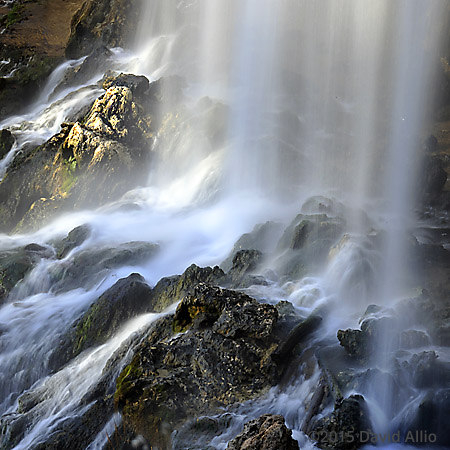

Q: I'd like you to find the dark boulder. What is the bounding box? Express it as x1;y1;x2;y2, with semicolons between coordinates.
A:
54;224;91;259
65;0;140;59
149;263;227;312
0;129;14;160
114;284;289;449
226;415;299;450
49;272;153;371
308;395;372;450
102;73;150;98
227;249;263;286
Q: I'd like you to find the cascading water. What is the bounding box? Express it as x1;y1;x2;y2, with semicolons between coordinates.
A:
0;0;449;449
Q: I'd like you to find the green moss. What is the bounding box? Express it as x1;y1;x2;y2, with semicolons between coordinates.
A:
4;4;24;28
114;356;143;403
61;156;78;194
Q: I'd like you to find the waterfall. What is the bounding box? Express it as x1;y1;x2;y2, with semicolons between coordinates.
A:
0;0;448;449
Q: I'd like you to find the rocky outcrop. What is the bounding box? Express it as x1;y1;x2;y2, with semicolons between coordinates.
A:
227;415;299;450
0;73;162;233
114;283;305;449
308;395;373;450
65;0;140;59
49;272;153;371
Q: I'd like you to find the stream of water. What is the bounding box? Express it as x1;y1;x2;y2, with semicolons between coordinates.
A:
0;1;448;449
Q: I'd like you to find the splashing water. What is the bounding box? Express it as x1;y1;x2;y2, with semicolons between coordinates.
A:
0;0;448;449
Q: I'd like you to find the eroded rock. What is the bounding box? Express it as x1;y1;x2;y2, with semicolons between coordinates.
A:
227;415;299;450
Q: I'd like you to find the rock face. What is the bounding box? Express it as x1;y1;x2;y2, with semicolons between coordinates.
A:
49;273;153;371
0;244;51;304
0;129;14;161
114;283;299;449
309;395;372;450
227;415;299;450
0;74;160;233
65;0;140;59
276;212;345;279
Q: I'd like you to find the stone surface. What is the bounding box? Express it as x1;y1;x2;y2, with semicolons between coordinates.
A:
114;284;289;449
226;415;299;450
49;272;153;371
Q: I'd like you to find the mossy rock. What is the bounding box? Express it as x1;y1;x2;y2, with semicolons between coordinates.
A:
49;272;153;371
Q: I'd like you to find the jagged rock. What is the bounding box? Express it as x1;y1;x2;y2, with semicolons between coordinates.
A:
149;263;227;312
226;415;299;450
400;329;430;349
0;129;14;160
102;73;150;98
50;241;159;292
0;74;161;233
337;311;399;362
65;0;140;59
49;273;153;371
114;284;289;449
308;395;372;450
227;249;263;286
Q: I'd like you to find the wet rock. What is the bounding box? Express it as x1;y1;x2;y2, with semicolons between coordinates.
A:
337;315;399;362
221;221;283;272
114;284;285;449
50;241;159;292
0;52;62;121
0;129;14;160
65;0;140;59
49;273;153;371
54;224;91;259
172;414;235;450
301;195;345;216
0;73;159;233
102;73;150;98
400;329;430;349
226;414;299;450
53;46;113;96
421;155;447;198
308;395;372;450
227;249;263;286
404;351;450;389
0;245;51;303
276;213;345;280
406;388;450;446
149;263;227;312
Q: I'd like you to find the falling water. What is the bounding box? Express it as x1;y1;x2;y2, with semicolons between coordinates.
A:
0;0;448;449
